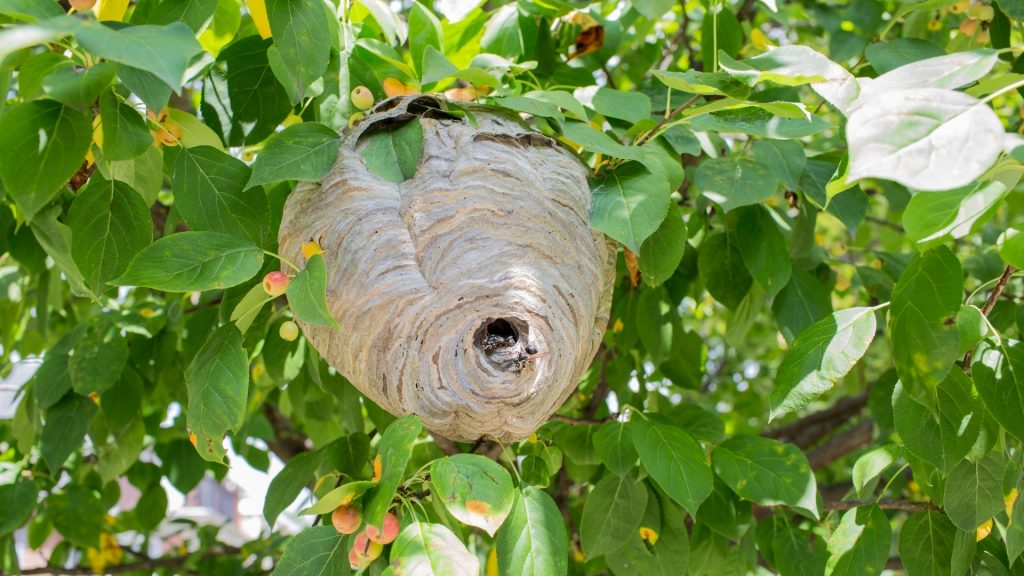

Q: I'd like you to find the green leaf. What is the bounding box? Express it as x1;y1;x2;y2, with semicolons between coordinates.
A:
772;267;833;343
592;88;651;123
590;162;671;253
847;88;1003;191
770;306;878;420
33;326;83;409
752;140;806;191
943;453;1007;531
265;0;332;100
249;123;342;187
695;158;777;213
633;0;675;19
0;0;63;20
118;65;173;111
631;418;713;514
185;324;249;463
973;340;1024;441
41;393;97;474
286;253;338;329
69;19;203;90
700;7;742;72
889;246;961;391
409;1;442;75
44;62;117;107
898;511;955;576
825;505;891;576
999;225;1024;268
98;145;164;206
496;486;568;576
359;0;407;45
689;107;832;139
697;231;752;310
389;521;479;576
230;283;272;334
1007;480;1024;566
68;177;152;294
130;0;218;32
0;477;37;537
0;100;91;220
31;205;94;298
47;484;105;549
652;69;750;98
430;454;514;536
712;435;818;519
69;323;128;396
265;450;325;528
300;481;376;516
562;122;645;163
174;146;270;247
859;49;1000;99
201;36;292;146
956;305;987;356
272;526;349;576
358;119;424;184
852;445;900;498
579;473;648;558
99;88;152;161
96;417;145;484
892;372;989;472
734;205;791;298
115;231;264;292
605;491;690;576
717;45;858;112
593;421;638;475
364;415;422;529
865;39;945;75
903;182;1008;249
638;202;686;287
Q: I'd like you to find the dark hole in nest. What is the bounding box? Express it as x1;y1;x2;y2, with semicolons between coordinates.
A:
486;318;517;341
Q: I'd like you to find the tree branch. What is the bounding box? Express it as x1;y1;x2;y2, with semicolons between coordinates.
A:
764;393;868;449
807;419;874;470
261;403;311;463
963;264;1015;370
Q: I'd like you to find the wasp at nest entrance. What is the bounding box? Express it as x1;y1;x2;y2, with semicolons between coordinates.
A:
476;318;539;374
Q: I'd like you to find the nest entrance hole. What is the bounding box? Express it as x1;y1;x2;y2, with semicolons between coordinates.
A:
474;317;537;372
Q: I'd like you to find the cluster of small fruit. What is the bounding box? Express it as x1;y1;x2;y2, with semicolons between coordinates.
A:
930;0;996;43
261;271;300;341
331;506;401;570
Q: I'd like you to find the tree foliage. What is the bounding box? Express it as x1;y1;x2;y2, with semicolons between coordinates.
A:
1;0;1024;574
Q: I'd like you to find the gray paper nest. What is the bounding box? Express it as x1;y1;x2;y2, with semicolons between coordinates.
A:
279;95;615;442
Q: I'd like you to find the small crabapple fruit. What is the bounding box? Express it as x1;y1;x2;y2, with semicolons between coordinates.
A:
279;321;299;342
351;86;374;111
365;513;399;545
331;505;361;535
262;271;290;296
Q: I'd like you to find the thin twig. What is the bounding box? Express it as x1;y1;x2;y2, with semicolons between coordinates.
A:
963;264;1015;371
550;413;618;426
635;94;701;147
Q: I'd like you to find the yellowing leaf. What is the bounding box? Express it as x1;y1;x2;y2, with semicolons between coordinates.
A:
97;0;129;21
246;0;272;38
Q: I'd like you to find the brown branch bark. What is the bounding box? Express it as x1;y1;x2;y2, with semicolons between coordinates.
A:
764;393;868;449
963;264;1015;370
549;413;618;426
807;419;874;470
432;434;461;455
261;403;310;463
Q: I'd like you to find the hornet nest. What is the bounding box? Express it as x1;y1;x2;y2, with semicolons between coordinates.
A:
278;95;616;442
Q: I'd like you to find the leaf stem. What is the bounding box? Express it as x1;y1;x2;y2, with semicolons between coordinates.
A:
980;77;1024;105
635;94;702;146
962;264;1016;371
263;250;301;273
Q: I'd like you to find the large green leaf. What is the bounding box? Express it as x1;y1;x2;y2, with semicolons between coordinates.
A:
272;526;349;576
357;119;424;184
496;486;567;576
903;182;1008;250
590;162;671;253
734;205;791;297
249;123;342;187
115;231;264;292
712;435;818;519
33;326;83;409
0;477;37;537
430;454;514;536
752;140;806;191
173;146;270;247
593;421;638;475
46;484;105;549
286;253;339;329
264;450;325;528
606;492;690;576
825;505;891;576
772;267;833;343
390;521;479;576
98;88;152;161
717;45;859;112
130;0;218;32
770;306;878;419
898;511;955;576
300;481;376;516
579;473;648;559
265;0;331;100
68;322;128;396
943;453;1007;531
889;246;961;391
864;39;945;75
41;393;97;474
68;19;203;89
0;100;91;220
185;324;249;463
67;177;153;294
363;415;422;529
631;418;712;514
202;35;292;146
695;157;777;213
638;202;686;287
697;231;752;310
972;339;1024;441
